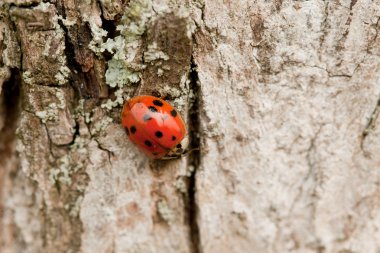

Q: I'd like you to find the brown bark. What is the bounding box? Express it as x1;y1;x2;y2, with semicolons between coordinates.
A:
1;0;380;253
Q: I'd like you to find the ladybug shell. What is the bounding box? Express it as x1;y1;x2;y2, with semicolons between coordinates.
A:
121;95;187;159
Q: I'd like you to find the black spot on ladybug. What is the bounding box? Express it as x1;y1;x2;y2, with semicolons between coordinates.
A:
170;109;177;117
145;140;153;147
125;127;130;136
149;106;158;113
143;114;152;121
153;100;164;107
176;143;182;149
171;136;176;141
130;126;137;134
155;131;163;138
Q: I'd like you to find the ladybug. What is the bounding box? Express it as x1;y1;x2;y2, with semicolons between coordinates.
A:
121;95;187;159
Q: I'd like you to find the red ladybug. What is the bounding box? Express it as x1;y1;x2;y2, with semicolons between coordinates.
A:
121;95;187;159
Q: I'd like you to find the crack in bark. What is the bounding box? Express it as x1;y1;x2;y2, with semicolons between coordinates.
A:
94;138;113;166
6;2;40;8
367;16;380;54
358;18;380;150
349;0;358;11
58;18;87;97
57;4;101;99
97;0;118;41
0;68;20;156
287;126;324;250
338;6;357;49
186;56;201;253
289;126;322;214
0;67;21;243
361;96;380;150
318;1;330;54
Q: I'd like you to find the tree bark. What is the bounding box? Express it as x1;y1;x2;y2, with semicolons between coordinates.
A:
1;0;380;253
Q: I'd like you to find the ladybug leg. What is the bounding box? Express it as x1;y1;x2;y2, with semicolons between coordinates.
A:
150;92;173;101
161;135;198;160
157;93;174;101
161;154;182;160
151;91;162;98
161;147;200;160
181;147;200;156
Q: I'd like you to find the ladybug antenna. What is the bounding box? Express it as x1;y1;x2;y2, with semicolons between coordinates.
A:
182;147;200;156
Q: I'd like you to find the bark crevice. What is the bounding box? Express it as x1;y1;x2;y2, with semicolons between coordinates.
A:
361;96;380;150
0;67;21;156
186;56;201;253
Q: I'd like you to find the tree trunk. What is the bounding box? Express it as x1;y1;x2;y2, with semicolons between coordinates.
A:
1;0;380;252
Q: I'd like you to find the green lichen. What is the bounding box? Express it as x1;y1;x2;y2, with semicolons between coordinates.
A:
162;85;181;98
34;2;71;85
70;136;87;153
35;104;59;123
65;196;84;217
157;200;174;223
100;36;125;57
88;0;153;110
46;119;89;186
57;15;77;27
186;165;195;177
74;99;84;113
144;42;170;63
91;116;114;135
50;155;71;184
54;65;71;85
74;99;92;124
117;0;152;42
105;59;140;88
174;177;187;194
33;2;51;11
35;89;65;123
101;89;124;110
74;99;87;120
157;68;164;76
22;71;34;85
49;136;88;185
88;22;108;54
170;77;191;109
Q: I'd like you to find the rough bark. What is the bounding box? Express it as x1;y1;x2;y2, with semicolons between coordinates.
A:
1;0;380;253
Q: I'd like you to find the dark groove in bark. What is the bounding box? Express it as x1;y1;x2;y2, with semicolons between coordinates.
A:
349;0;358;10
0;68;21;239
0;68;21;157
58;19;94;99
361;97;380;149
187;56;201;253
7;2;40;8
57;4;100;99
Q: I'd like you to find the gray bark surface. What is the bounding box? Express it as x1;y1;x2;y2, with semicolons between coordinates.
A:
1;0;380;253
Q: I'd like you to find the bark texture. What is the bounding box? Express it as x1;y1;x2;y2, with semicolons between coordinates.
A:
1;0;380;253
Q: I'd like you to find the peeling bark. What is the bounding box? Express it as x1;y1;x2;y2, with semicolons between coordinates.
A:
1;0;380;253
